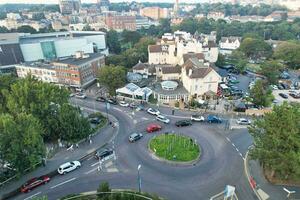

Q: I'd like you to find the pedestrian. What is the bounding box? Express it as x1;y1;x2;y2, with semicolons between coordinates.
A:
76;143;79;148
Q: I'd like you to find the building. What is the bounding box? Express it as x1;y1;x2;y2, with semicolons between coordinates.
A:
97;0;110;12
19;31;108;62
136;16;158;30
287;11;300;22
277;0;300;11
140;7;170;20
207;12;225;21
105;13;136;31
116;83;152;102
132;62;156;76
0;33;24;74
16;52;105;88
59;0;81;15
219;36;242;55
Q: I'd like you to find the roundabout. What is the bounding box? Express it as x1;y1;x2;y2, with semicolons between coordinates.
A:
149;133;200;163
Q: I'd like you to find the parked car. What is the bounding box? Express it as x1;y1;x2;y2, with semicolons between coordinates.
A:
279;93;288;99
129;133;143;143
146;124;162;133
156;115;170;124
289;92;300;99
236;118;251;125
119;101;129;107
57;161;81;175
129;102;137;109
89;117;101;124
96;96;106;102
270;85;278;90
107;98;118;105
175;120;193;127
191;115;205;122
20;176;50;193
75;93;86;99
95;148;114;160
207;115;222;123
147;108;160;115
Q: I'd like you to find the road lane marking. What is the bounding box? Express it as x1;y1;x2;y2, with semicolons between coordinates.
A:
85;167;99;175
50;177;76;189
235;147;239;152
113;107;122;112
232;143;236;147
107;168;119;173
104;161;113;168
24;192;41;200
87;157;93;161
226;137;231;142
91;162;99;167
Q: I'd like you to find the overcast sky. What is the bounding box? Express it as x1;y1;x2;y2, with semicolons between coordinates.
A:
0;0;202;4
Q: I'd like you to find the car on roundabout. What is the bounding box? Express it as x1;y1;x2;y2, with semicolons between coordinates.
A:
95;148;114;160
57;161;81;175
191;115;205;122
75;93;86;99
129;133;143;143
119;101;129;107
96;96;106;102
207;115;222;123
20;176;50;193
156;115;170;124
147;108;160;116
146;124;162;133
107;98;118;105
175;120;193;127
236;118;251;125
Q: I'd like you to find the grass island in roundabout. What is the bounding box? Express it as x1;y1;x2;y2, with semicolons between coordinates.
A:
149;133;200;162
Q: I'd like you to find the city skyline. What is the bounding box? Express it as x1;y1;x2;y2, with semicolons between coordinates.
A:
0;0;204;4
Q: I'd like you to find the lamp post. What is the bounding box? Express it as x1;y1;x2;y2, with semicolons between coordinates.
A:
137;164;142;193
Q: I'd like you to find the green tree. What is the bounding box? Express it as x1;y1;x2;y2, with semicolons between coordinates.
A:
250;80;274;107
249;103;300;180
134;37;156;62
58;104;92;143
229;50;247;73
215;53;226;67
0;113;45;175
0;26;9;33
0;74;17;112
107;30;121;54
259;60;283;84
121;30;141;46
17;25;37;34
273;41;300;69
239;37;272;60
97;65;126;96
97;181;111;200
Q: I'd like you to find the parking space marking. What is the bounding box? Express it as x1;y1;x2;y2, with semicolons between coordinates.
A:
91;162;99;167
24;192;41;200
50;177;76;189
85;167;99;175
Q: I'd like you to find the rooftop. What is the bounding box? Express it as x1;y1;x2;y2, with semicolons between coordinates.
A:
54;53;104;66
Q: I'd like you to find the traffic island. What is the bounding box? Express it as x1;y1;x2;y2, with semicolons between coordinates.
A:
149;133;201;165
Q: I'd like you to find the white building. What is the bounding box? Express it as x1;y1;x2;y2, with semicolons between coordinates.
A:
116;83;152;102
219;36;242;55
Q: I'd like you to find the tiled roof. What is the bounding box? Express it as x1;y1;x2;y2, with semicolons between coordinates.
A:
183;58;213;79
161;65;181;74
182;53;204;63
148;45;162;53
133;62;148;70
220;37;242;43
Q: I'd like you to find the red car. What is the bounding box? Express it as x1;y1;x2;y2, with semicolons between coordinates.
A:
20;176;50;193
146;124;162;133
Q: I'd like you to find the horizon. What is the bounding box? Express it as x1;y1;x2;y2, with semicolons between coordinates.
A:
0;0;204;4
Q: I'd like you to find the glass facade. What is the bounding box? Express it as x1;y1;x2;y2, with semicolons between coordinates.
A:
41;41;57;60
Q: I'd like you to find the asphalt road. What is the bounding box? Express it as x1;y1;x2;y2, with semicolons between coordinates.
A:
13;97;255;200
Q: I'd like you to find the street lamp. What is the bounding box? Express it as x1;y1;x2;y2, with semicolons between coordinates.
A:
137;164;142;193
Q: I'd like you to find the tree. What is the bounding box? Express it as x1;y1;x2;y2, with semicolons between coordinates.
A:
0;74;17;113
259;60;283;84
273;41;300;69
249;103;300;180
82;24;93;31
17;25;37;34
0;26;9;33
250;80;274;107
58;104;92;143
0;113;45;175
107;30;121;54
97;181;111;200
215;53;226;67
239;37;272;60
121;30;141;46
97;65;126;96
229;50;247;73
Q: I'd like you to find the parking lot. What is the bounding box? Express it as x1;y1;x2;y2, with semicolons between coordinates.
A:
273;89;300;104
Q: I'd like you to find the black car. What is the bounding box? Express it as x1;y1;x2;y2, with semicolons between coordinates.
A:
107;98;118;105
279;93;288;99
175;120;193;127
96;97;106;102
95;148;114;160
89;117;102;124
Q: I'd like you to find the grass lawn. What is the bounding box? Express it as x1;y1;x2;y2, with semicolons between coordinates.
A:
149;134;200;162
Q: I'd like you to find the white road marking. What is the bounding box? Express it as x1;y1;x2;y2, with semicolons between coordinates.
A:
133;120;137;124
107;168;119;173
85;167;99;175
50;177;76;189
232;143;236;147
164;114;189;119
104;161;113;168
226;137;231;142
87;157;93;161
91;162;99;167
142;117;149;120
113;107;122;112
235;147;239;152
24;192;41;200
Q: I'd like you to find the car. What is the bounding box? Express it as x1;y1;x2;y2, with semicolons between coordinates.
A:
107;98;118;105
270;85;278;90
69;93;75;97
20;176;50;193
136;104;145;111
147;108;160;115
279;93;288;99
207;115;222;123
191;115;205;122
236;118;251;125
146;124;162;133
129;102;137;109
175;120;193;127
57;161;81;175
89;117;102;124
289;92;300;99
119;101;129;107
156;115;170;124
129;133;143;142
75;93;86;99
95;148;114;160
96;96;106;102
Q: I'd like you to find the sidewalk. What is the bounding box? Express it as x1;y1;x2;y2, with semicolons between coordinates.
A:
0;120;117;199
245;152;300;200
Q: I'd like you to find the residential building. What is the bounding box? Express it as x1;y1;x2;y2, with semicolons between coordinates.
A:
97;0;110;12
287;11;300;22
207;12;225;20
59;0;81;15
264;11;287;22
140;7;170;20
136;16;158;29
132;62;156;76
219;36;242;55
105;13;136;31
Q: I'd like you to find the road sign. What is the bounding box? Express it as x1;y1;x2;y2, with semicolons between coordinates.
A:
225;185;235;198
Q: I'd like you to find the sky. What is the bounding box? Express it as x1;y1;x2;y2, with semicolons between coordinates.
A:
0;0;202;4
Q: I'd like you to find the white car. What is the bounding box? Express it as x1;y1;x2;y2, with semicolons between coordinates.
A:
191;115;205;122
119;101;129;107
75;93;86;99
147;108;160;116
270;85;278;90
156;115;170;124
57;161;81;175
236;118;251;125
